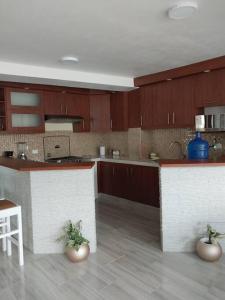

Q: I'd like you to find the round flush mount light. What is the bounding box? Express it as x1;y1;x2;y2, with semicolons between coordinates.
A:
168;1;198;20
60;56;79;64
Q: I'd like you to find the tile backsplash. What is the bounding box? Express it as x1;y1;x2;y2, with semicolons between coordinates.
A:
0;128;225;161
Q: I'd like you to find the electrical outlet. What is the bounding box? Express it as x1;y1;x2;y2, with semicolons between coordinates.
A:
32;149;38;154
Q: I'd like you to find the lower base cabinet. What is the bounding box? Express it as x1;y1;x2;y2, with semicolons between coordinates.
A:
97;162;159;207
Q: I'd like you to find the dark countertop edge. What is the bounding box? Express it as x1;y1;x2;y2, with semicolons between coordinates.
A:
0;157;95;171
159;159;225;167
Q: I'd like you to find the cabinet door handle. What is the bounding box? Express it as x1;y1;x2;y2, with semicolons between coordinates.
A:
172;112;175;124
140;115;143;127
112;167;115;176
167;113;170;125
110;119;112;129
82;120;85;129
65;106;68;115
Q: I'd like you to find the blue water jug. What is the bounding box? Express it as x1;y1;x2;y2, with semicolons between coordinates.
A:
188;132;209;160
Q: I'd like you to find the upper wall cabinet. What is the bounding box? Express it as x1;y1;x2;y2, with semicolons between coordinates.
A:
110;92;128;131
128;89;141;128
170;76;195;128
5;87;45;133
90;94;111;132
139;76;195;129
43;91;90;132
194;69;225;107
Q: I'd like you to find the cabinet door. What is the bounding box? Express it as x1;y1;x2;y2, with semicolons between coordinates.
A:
128;89;141;128
97;162;113;195
6;88;44;133
170;76;195;128
43;91;65;115
152;82;171;128
140;166;159;207
194;69;225;107
71;94;90;132
111;163;129;198
90;94;111;132
140;85;154;129
110;92;128;131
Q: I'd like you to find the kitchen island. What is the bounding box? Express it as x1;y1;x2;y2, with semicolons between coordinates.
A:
0;158;96;254
160;158;225;252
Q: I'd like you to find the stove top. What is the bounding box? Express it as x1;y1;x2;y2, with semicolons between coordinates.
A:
45;156;84;164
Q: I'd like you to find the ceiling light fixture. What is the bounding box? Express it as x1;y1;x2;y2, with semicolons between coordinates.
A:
168;1;198;20
60;56;79;64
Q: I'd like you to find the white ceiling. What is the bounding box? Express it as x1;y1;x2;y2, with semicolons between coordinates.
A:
0;0;225;90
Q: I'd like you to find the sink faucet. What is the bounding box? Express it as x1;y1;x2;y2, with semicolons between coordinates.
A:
169;141;186;159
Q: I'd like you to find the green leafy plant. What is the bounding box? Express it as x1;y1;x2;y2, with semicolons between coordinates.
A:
57;220;89;251
207;224;225;245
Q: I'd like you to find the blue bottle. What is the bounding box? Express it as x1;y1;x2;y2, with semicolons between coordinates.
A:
188;132;209;160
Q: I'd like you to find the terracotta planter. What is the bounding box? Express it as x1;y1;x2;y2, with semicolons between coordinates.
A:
196;237;223;262
65;244;90;263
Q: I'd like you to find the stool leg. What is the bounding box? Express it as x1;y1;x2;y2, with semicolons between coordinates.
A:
2;218;6;252
17;208;24;266
6;216;12;256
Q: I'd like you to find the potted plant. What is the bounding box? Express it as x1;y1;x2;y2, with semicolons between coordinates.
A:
57;220;90;263
196;224;225;262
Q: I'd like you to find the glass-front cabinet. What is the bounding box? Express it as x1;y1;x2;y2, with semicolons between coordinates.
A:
5;87;44;133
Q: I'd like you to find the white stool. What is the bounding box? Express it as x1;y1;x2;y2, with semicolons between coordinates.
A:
0;199;24;266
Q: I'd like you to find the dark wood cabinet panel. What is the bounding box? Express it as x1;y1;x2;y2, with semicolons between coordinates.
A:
128;89;141;128
170;76;195;128
97;162;113;195
43;91;65;115
140;85;154;129
152;82;171;128
194;69;225;107
90;94;111;132
140;166;159;207
110;92;128;131
97;161;159;207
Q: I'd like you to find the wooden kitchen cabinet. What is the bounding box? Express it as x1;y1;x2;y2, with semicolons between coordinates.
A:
170;76;195;128
90;94;111;132
140;85;154;129
110;92;128;131
141;77;195;129
128;89;141;128
194;69;225;107
97;161;159;207
5;87;45;133
97;162;113;195
44;91;90;132
43;91;65;115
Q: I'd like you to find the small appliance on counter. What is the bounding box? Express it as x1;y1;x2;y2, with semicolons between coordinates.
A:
188;132;209;160
112;149;120;158
17;142;28;160
99;145;106;158
148;152;160;160
3;151;14;158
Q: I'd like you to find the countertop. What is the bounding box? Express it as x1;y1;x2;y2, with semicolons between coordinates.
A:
90;156;225;168
1;156;225;172
0;157;95;171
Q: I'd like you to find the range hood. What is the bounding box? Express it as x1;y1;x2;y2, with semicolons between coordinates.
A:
45;116;83;132
195;106;225;132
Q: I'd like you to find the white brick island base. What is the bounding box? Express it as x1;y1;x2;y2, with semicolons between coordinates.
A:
0;166;96;254
160;166;225;252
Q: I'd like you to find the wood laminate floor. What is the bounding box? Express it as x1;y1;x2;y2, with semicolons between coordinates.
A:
1;195;225;300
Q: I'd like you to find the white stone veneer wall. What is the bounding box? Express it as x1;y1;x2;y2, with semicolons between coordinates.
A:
0;166;96;254
160;166;225;252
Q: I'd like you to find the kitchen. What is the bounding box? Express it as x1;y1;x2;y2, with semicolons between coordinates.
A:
1;1;225;299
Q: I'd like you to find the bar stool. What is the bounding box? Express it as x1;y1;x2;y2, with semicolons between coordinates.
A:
0;199;24;266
